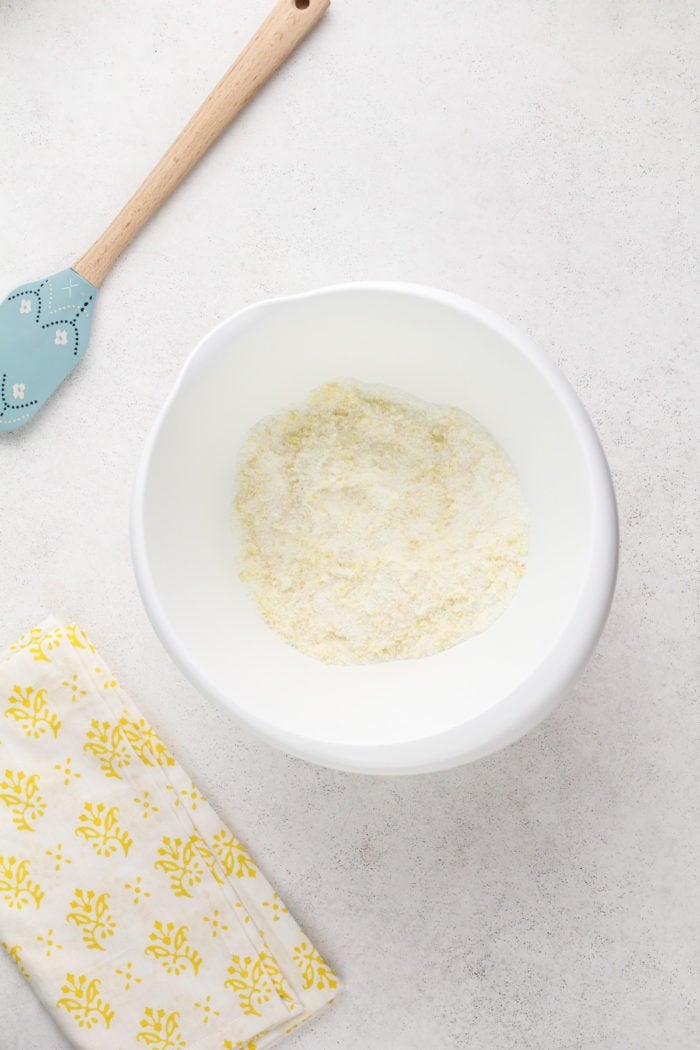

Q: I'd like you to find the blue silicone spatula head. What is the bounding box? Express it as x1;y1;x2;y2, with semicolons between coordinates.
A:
0;269;97;432
0;0;330;433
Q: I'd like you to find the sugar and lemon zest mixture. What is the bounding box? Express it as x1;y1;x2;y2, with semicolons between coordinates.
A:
234;380;528;664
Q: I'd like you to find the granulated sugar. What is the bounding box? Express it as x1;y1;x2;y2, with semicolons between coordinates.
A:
234;380;528;664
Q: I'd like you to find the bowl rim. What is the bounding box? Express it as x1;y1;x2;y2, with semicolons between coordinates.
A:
131;281;618;775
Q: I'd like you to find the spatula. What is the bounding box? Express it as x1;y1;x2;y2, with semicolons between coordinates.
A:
0;0;329;433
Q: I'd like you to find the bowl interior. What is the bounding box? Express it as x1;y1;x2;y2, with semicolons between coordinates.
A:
136;286;597;756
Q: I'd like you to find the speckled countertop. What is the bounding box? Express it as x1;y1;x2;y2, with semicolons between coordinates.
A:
1;1;698;1047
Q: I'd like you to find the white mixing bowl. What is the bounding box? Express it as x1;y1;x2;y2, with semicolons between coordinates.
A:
131;283;618;774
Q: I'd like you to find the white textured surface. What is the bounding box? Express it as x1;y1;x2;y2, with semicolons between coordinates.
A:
0;0;698;1047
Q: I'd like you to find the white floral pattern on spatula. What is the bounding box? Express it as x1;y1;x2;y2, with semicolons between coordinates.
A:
12;384;25;400
19;299;32;314
54;330;68;346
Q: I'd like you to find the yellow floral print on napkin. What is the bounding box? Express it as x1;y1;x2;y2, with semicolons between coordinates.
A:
0;619;338;1049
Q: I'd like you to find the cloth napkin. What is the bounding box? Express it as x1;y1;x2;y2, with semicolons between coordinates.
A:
0;619;338;1049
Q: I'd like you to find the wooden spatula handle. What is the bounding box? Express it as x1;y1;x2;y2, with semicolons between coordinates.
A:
73;0;329;287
